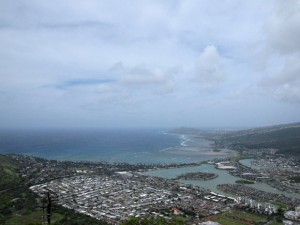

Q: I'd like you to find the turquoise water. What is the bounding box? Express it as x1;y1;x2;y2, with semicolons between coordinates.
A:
1;128;297;199
0;129;224;164
145;164;300;199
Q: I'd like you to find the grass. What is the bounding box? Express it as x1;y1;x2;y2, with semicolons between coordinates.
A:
4;211;64;225
268;222;284;225
171;215;191;223
0;155;20;189
0;155;54;225
214;217;246;225
0;155;19;169
267;201;288;210
206;210;268;225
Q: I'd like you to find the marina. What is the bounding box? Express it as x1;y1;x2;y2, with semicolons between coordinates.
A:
145;163;300;199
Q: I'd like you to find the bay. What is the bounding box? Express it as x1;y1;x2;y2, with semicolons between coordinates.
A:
0;129;226;164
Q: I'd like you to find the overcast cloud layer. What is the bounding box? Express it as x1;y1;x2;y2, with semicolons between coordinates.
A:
0;0;300;128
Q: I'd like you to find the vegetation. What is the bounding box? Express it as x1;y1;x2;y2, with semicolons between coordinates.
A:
0;154;108;225
52;206;108;225
0;153;289;225
290;176;300;183
267;201;288;210
4;211;62;225
274;208;285;223
176;172;217;180
235;180;255;184
269;222;283;225
0;155;36;224
171;123;300;155
219;123;300;155
0;155;19;190
206;210;268;225
121;216;185;225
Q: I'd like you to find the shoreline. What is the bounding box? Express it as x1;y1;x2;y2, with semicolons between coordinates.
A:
160;146;234;156
1;130;226;165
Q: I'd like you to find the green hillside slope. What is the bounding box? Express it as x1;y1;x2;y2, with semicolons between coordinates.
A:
0;154;20;190
220;123;300;154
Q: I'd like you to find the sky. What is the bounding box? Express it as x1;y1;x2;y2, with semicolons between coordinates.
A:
0;0;300;129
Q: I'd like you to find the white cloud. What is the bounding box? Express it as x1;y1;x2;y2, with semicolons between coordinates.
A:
0;0;299;128
266;0;300;54
260;0;300;103
262;57;300;103
111;62;178;94
192;45;225;91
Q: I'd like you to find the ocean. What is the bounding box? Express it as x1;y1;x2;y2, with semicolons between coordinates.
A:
0;129;224;164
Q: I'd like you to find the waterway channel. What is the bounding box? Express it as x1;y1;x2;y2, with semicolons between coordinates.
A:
239;158;260;170
145;163;300;199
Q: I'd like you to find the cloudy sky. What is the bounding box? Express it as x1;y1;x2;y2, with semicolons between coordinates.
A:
1;0;300;129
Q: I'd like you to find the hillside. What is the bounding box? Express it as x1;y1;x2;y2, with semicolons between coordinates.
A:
170;123;300;155
0;155;109;225
219;122;300;154
0;154;20;190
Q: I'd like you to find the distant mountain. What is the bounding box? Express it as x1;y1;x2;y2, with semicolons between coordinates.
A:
223;122;300;136
219;122;300;154
170;123;300;155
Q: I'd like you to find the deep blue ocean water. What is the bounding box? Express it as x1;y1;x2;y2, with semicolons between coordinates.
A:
0;129;220;164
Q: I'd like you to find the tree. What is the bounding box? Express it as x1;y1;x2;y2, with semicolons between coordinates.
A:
121;216;185;225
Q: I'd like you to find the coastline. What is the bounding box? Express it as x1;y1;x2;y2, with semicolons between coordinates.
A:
160;147;232;156
0;129;230;164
